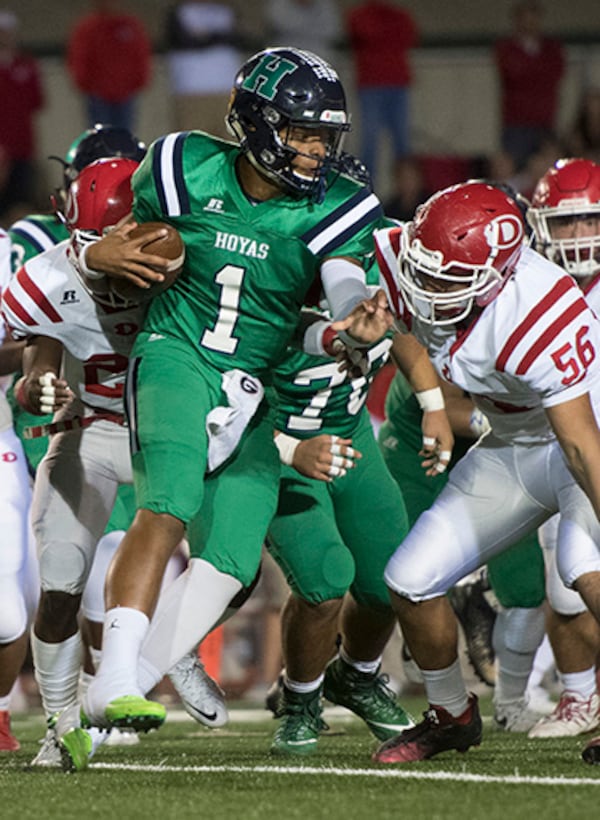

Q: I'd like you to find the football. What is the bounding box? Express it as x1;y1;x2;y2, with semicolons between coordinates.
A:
111;221;185;303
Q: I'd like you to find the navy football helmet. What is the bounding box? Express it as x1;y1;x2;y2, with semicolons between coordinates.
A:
50;124;146;197
227;47;350;201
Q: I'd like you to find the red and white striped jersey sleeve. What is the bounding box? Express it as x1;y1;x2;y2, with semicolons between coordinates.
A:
373;226;413;330
493;249;600;409
1;247;67;342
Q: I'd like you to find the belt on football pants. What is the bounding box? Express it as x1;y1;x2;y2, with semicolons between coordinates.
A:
22;411;126;439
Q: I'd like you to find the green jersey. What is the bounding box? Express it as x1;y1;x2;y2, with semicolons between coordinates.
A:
9;214;68;273
273;338;391;439
132;131;384;379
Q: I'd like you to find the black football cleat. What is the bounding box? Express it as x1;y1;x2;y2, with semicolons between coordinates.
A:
582;735;600;765
373;693;482;763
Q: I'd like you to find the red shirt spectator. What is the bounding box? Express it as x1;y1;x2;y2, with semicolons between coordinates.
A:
348;1;418;88
67;2;151;104
495;28;564;129
0;15;44;162
0;11;44;220
346;1;419;185
494;1;564;170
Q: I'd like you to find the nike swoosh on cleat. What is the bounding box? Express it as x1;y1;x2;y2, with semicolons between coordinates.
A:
196;710;218;722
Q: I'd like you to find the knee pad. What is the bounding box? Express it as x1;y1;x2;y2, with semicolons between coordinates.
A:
38;541;90;595
0;582;28;643
290;545;355;605
546;562;587;616
495;606;545;655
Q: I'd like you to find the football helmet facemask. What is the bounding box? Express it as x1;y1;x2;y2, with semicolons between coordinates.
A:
226;47;350;201
528;157;600;278
397;181;526;326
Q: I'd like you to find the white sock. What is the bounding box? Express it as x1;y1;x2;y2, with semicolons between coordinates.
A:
78;670;94;700
561;667;597;699
0;694;10;711
528;634;555;689
339;646;382;676
93;606;149;698
421;658;469;717
284;674;324;694
139;558;242;682
31;631;83;718
88;645;102;674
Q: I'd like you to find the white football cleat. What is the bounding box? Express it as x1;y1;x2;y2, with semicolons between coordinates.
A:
493;697;544;733
30;725;62;768
168;650;228;728
528;691;600;738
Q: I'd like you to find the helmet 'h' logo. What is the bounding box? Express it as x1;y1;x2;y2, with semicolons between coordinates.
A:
242;55;297;101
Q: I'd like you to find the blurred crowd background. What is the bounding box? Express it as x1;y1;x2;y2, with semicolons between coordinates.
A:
0;0;598;228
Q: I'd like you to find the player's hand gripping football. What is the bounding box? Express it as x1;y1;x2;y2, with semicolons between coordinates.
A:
84;217;173;289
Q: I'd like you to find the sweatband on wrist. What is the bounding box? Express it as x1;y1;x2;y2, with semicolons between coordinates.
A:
303;320;335;357
78;243;106;280
415;387;445;412
321;325;344;357
275;433;300;466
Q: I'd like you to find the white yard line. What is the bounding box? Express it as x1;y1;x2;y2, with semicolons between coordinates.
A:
89;761;600;786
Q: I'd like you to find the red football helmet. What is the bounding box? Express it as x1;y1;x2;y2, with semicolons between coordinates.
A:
528;157;600;278
64;157;139;309
64;157;139;242
397;181;526;326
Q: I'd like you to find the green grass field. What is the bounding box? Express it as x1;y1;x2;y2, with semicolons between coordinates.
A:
2;694;600;820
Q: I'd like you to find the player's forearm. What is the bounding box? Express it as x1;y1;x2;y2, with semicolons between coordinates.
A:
21;336;63;380
15;336;67;415
390;332;439;393
321;256;369;321
549;395;600;521
0;338;25;377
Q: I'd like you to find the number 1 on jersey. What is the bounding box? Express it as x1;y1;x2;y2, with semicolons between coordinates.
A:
201;264;245;354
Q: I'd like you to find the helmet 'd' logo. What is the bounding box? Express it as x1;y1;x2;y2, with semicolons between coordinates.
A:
484;215;524;249
241;55;297;101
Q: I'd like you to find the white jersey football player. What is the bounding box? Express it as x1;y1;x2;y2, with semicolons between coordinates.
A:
0;230;39;753
370;180;600;764
527;158;600;751
2;158;149;769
